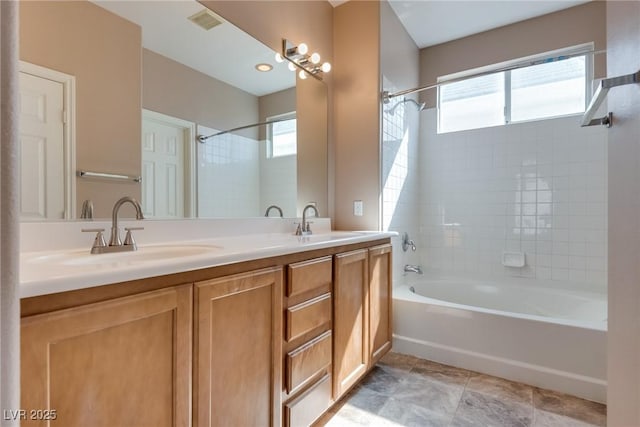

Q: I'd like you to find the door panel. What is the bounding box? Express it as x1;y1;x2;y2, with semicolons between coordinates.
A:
141;112;187;218
194;267;283;427
21;285;192;427
333;249;369;399
19;72;65;219
369;244;393;365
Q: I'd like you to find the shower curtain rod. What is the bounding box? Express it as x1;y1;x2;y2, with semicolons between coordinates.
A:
382;49;606;104
197;116;292;143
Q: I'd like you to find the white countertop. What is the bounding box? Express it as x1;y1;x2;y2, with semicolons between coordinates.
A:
21;220;395;298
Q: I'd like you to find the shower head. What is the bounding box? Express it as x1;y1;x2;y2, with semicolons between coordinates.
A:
384;98;425;115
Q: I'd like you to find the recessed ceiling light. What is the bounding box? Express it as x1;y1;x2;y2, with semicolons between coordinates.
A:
255;63;273;72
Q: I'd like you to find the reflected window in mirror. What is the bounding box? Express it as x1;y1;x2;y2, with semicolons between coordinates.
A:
268;112;297;158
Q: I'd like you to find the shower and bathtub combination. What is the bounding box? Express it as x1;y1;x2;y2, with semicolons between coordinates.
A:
382;62;609;403
393;275;606;402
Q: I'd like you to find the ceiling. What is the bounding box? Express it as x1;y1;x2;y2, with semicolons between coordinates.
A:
93;1;294;96
95;0;592;92
331;0;591;49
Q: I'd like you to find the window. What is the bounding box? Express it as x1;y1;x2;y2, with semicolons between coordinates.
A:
268;113;296;158
438;47;590;133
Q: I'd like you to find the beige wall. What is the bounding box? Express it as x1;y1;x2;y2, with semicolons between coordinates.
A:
200;0;335;219
606;0;640;424
143;49;258;139
381;1;419;93
20;1;141;218
257;82;329;218
333;0;380;230
257;88;296;216
199;1;333;70
380;0;420;279
258;87;295;140
419;1;607;107
296;77;328;217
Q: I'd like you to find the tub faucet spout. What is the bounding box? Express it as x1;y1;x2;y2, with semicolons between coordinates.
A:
404;264;423;274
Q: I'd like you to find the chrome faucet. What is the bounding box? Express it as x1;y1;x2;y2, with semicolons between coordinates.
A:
82;196;145;254
404;264;423;274
80;199;94;219
296;204;319;235
110;196;145;246
264;205;283;218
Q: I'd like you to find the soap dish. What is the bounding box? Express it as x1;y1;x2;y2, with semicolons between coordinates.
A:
502;251;526;268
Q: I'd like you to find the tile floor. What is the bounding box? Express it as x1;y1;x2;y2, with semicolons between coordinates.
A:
320;352;606;427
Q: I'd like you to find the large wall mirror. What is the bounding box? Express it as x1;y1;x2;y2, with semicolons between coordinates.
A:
18;0;328;220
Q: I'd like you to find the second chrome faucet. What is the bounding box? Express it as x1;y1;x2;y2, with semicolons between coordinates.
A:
296;204;319;236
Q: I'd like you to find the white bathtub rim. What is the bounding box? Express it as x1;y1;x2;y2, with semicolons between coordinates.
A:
396;272;607;295
393;334;607;404
394;284;607;332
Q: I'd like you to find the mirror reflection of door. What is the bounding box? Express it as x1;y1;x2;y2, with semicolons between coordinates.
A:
18;62;75;220
141;110;196;218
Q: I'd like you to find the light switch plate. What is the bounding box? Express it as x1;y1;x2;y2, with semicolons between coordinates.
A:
353;200;363;216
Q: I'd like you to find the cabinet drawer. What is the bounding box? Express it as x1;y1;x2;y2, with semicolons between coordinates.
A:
285;374;332;427
286;330;332;393
286;293;331;342
287;257;332;298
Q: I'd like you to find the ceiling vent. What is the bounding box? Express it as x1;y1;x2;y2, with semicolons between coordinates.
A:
188;9;224;31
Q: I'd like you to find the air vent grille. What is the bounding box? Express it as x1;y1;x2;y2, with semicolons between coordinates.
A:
188;9;223;31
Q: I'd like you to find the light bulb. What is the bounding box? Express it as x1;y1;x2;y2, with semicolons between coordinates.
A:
287;62;296;72
298;70;307;80
274;53;284;63
310;53;321;64
297;43;308;55
321;62;331;73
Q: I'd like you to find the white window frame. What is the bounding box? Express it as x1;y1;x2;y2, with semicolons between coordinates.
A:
437;43;594;133
267;111;297;158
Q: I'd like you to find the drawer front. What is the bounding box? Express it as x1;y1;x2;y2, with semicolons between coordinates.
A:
286;331;332;393
287;257;332;298
286;293;332;342
285;374;332;427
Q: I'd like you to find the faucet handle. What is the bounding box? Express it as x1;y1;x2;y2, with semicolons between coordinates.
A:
82;228;107;250
293;222;303;236
123;227;144;247
304;221;314;233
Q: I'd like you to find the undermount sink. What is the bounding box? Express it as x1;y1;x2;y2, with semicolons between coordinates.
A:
27;244;223;266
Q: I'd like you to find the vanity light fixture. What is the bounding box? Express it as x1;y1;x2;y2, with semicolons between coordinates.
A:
279;39;331;81
255;63;273;72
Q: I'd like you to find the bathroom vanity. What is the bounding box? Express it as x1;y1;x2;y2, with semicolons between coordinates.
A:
19;220;393;427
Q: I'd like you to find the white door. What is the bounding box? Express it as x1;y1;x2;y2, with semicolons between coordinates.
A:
142;111;195;218
19;71;65;220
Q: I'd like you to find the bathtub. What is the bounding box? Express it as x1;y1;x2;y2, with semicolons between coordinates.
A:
393;277;607;403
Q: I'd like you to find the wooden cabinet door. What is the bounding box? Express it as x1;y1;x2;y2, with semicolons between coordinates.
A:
368;244;393;366
333;249;369;399
21;284;193;427
194;267;283;427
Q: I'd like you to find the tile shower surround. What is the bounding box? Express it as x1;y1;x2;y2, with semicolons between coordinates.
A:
197;125;296;217
416;109;608;289
382;86;422;284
